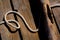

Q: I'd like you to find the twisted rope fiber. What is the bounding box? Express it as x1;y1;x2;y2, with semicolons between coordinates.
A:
0;11;38;32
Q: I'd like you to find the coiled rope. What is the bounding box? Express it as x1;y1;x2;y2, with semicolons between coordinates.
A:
0;11;38;32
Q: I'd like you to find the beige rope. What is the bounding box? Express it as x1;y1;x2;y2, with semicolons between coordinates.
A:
50;3;60;8
0;11;38;32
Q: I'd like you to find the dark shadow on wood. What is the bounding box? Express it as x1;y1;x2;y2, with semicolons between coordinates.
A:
47;5;53;23
0;34;2;40
17;29;23;40
29;0;51;40
52;12;60;33
10;0;18;21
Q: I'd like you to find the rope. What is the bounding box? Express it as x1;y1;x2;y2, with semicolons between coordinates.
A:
0;11;38;32
50;3;60;8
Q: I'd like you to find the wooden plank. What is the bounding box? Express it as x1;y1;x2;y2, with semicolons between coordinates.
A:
41;0;60;40
12;0;39;40
0;0;21;40
0;0;12;40
49;0;60;40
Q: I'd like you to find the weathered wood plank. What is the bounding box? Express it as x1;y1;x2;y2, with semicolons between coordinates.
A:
41;0;60;40
49;0;60;40
0;0;60;40
0;0;21;40
12;0;39;40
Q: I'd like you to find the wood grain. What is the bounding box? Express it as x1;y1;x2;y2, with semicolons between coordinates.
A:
42;0;60;40
0;0;39;40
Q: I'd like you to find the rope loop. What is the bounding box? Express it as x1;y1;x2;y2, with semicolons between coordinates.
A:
0;11;38;32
